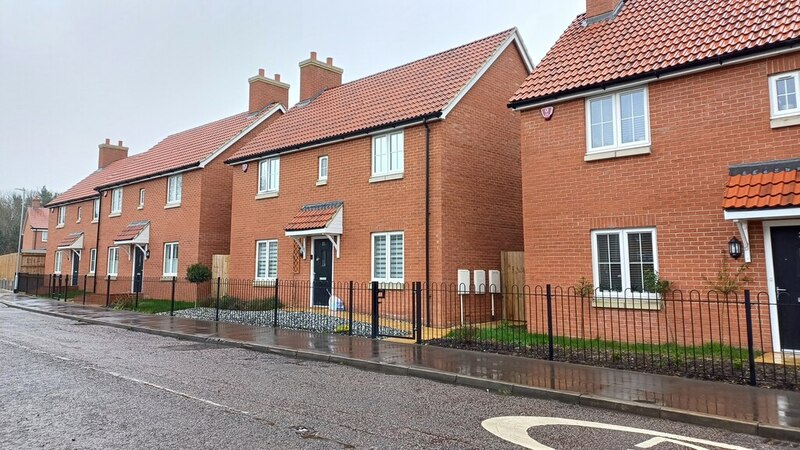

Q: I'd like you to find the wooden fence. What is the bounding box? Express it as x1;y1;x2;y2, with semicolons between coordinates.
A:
0;252;45;281
500;251;525;322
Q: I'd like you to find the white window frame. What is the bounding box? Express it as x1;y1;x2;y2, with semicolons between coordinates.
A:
163;242;179;277
89;248;97;274
768;71;800;118
76;206;82;223
585;87;650;154
54;250;62;274
166;175;182;205
591;228;659;298
255;240;278;280
110;188;123;214
139;188;145;208
318;155;328;181
107;247;119;276
371;130;404;177
57;206;66;226
92;199;100;222
41;230;48;242
371;231;404;284
258;157;280;194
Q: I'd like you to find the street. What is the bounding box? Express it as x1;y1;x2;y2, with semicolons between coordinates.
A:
0;303;790;449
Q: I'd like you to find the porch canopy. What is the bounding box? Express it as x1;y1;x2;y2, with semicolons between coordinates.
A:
113;220;151;259
722;158;800;262
284;201;343;258
57;232;84;257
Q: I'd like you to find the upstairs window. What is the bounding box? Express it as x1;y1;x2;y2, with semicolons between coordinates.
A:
110;188;123;214
92;199;100;221
41;230;48;242
592;228;658;295
318;156;328;181
139;188;145;208
167;175;182;205
57;206;65;226
258;157;280;193
372;130;404;177
255;240;278;280
769;71;800;117
586;87;649;153
76;206;82;223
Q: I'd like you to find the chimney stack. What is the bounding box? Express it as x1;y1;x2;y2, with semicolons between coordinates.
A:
299;51;343;101
586;0;623;22
31;196;41;209
98;138;128;169
249;68;290;112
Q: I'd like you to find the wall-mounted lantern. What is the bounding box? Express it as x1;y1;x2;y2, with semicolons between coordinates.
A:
728;236;742;260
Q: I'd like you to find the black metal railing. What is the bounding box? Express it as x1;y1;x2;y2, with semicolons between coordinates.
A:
13;273;798;390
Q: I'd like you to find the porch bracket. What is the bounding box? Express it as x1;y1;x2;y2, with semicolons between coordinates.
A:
734;219;751;263
71;249;81;260
325;234;340;258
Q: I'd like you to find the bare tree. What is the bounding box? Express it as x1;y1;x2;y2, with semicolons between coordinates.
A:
0;187;59;254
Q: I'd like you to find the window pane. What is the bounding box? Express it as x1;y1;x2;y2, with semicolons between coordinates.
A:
620;90;646;144
373;135;387;174
589;97;614;148
373;235;386;279
268;241;278;278
389;234;403;279
268;159;280;191
596;233;622;292
389;132;403;172
256;242;267;278
259;161;267;191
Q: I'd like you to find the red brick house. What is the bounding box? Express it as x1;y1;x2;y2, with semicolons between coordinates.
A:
21;196;50;254
46;72;286;294
508;0;800;351
225;29;532;311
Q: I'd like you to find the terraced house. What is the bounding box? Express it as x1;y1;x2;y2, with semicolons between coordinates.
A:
225;29;532;311
46;73;286;297
509;0;800;351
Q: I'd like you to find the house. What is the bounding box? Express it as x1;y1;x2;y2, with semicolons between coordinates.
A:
45;72;286;296
21;196;50;254
224;29;532;315
508;0;800;350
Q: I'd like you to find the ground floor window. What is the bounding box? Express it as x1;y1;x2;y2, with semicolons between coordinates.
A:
592;228;657;294
372;231;404;283
54;250;62;274
163;242;179;276
108;247;119;276
255;240;278;280
89;248;97;274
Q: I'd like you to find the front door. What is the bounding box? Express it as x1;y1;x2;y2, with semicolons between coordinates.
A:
771;225;800;350
132;247;145;293
71;252;80;286
312;238;333;306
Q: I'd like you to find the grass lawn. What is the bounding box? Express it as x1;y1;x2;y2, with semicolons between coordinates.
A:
444;322;759;364
114;299;195;314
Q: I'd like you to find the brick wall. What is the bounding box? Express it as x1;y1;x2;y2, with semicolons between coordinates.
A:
44;198;99;284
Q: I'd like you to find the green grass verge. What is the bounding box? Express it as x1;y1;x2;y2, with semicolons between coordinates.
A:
113;298;195;314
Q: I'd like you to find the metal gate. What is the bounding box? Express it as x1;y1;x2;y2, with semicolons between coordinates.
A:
370;281;421;341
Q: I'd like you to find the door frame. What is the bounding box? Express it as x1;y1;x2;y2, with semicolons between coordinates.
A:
309;236;335;307
763;219;800;352
130;246;145;293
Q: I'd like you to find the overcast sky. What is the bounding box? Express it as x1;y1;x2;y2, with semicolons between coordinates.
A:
0;0;583;194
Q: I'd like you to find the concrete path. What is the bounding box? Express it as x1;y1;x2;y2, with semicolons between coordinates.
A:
3;293;799;441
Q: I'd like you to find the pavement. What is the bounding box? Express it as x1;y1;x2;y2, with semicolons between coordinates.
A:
3;292;800;444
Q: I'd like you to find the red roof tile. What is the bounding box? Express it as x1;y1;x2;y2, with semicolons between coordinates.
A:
229;29;518;162
511;0;800;105
285;202;342;231
26;206;49;229
49;107;277;206
57;232;83;248
723;168;800;209
113;221;150;242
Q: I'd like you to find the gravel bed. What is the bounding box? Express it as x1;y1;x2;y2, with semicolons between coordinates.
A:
163;307;410;338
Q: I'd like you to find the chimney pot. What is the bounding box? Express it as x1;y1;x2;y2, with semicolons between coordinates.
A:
326;57;333;66
105;138;110;144
258;68;265;77
117;140;123;146
274;74;281;81
310;51;317;60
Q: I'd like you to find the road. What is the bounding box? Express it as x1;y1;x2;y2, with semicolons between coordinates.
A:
0;303;791;449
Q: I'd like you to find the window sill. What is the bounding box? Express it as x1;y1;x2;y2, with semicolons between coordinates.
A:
161;276;178;281
88;273;95;278
137;205;144;210
55;224;64;229
255;191;279;200
106;276;118;281
371;281;405;290
253;279;277;287
770;114;800;129
316;179;328;186
164;203;181;209
584;145;651;162
91;219;99;224
76;220;81;224
591;296;662;310
369;172;403;184
108;212;121;218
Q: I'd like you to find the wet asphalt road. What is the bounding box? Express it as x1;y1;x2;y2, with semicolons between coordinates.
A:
0;303;794;449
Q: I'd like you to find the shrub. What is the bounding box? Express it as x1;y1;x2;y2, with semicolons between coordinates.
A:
644;270;672;295
186;263;212;283
704;258;752;295
574;277;594;298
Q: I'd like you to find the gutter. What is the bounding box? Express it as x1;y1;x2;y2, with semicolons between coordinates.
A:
508;38;800;110
225;113;443;165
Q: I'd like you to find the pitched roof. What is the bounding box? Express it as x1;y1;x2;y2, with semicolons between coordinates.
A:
510;0;800;105
228;29;524;163
49;106;280;206
26;206;49;229
723;159;800;209
285;201;343;231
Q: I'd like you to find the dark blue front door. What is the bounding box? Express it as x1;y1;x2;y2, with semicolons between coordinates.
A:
312;239;332;306
133;247;145;293
772;226;800;350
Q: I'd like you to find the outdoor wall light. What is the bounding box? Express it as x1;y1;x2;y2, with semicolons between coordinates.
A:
728;236;743;260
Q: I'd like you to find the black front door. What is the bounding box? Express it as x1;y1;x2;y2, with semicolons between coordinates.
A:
133;247;145;293
772;225;800;350
71;252;80;286
312;239;333;306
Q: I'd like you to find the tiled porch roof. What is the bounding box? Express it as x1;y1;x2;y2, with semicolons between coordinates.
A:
113;221;150;242
285;201;343;231
57;232;83;248
723;159;800;209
